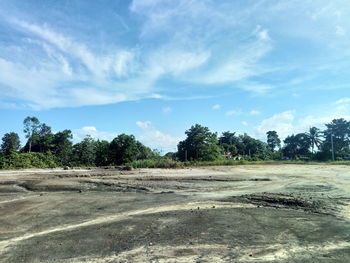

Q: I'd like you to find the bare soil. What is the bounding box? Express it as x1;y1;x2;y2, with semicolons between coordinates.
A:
0;165;350;262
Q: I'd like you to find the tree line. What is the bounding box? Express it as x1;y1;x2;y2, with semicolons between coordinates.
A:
0;117;156;169
1;117;350;169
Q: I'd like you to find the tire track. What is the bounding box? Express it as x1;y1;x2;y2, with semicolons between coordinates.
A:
0;201;254;254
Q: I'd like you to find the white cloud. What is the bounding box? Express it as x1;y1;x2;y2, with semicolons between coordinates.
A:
2;0;350;110
226;110;242;116
136;121;181;151
212;104;221;110
148;48;210;76
73;126;117;143
136;121;152;129
255;110;296;139
335;98;350;104
250;110;261;116
255;107;350;142
298;115;350;129
336;25;346;36
194;34;273;85
242;121;249;126
0;21;161;109
162;106;172;114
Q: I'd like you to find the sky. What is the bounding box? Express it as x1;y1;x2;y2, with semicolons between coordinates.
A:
0;0;350;153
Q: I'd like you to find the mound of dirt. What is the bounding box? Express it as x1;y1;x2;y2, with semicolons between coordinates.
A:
223;193;325;213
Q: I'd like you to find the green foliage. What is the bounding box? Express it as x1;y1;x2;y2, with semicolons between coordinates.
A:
1;132;20;155
128;158;182;168
72;135;96;166
52;130;73;165
282;133;311;159
3;116;350;170
306;127;322;154
109;134;150;164
178;124;221;161
23;123;54;153
95;140;110;166
238;133;269;157
0;152;57;169
322;118;350;159
266;130;281;152
23;116;40;153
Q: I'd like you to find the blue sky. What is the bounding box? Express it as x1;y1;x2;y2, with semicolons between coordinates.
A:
0;0;350;152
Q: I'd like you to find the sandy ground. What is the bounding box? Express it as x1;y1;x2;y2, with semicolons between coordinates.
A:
0;165;350;262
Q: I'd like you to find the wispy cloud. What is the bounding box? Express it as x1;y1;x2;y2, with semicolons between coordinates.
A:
73;126;117;143
212;104;221;110
335;98;350;104
136;121;180;151
1;0;350;110
226;110;242;117
162;106;172;114
250;110;261;116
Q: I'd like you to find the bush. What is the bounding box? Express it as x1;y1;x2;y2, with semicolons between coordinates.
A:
128;158;183;168
0;152;58;169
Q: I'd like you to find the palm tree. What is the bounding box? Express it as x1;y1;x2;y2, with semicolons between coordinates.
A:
307;127;322;154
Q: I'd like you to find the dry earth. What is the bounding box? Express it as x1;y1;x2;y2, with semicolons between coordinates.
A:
0;165;350;262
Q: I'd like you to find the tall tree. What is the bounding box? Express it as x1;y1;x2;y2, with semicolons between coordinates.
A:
322;118;350;158
52;130;73;165
23;116;40;153
219;131;238;156
306;127;322;154
37;123;54;153
95;140;110;166
1;132;20;155
177;124;220;161
109;134;143;164
73;135;96;165
283;133;311;159
239;133;269;158
266;131;281;152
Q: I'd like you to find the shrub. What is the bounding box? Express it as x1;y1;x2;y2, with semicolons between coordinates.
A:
128;158;182;168
0;152;58;169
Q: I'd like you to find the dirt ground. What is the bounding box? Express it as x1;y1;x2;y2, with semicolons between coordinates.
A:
0;165;350;262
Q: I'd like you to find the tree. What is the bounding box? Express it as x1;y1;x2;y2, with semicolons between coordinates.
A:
283;133;311;159
1;132;20;155
23;123;54;153
219;131;238;156
37;123;54;153
306;127;322;154
95;140;110;166
23;116;40;153
177;124;221;161
322;118;350;159
109;134;143;164
239;133;269;159
52;130;73;165
136;141;154;160
219;131;236;145
266;131;281;152
73;135;96;165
